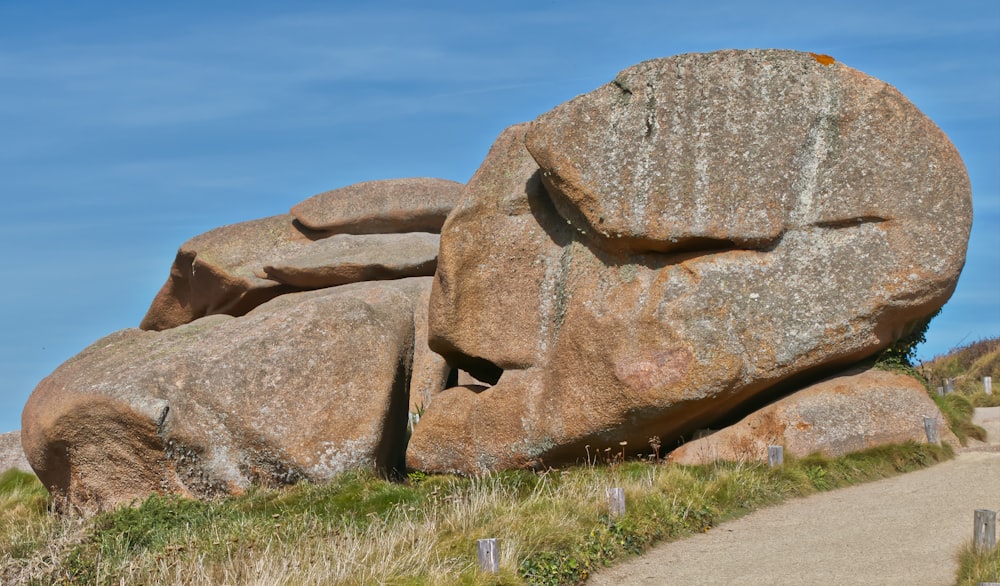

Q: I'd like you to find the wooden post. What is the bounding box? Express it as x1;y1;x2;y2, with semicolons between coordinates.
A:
767;445;783;467
974;509;997;554
924;416;940;445
477;538;499;574
607;487;626;519
945;378;955;394
985;376;993;396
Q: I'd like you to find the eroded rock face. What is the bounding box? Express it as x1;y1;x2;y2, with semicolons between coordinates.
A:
408;49;971;474
261;232;440;288
0;431;31;474
291;178;464;233
141;178;460;332
667;367;959;465
140;214;310;331
23;278;439;511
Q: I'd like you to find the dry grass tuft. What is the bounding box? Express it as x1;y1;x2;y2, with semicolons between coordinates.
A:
955;539;1000;585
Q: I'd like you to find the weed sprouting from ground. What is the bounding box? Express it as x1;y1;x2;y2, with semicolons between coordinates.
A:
1;442;953;585
956;540;1000;585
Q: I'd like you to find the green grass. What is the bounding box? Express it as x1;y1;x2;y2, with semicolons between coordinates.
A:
875;334;998;445
920;336;1000;397
956;541;1000;585
968;391;1000;408
933;392;989;445
0;469;53;556
2;442;953;585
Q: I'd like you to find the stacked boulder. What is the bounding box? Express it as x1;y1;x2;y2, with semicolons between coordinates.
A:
410;49;971;473
22;179;461;510
22;49;972;510
140;178;460;331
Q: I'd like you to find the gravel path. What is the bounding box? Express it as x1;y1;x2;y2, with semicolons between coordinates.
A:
589;450;1000;585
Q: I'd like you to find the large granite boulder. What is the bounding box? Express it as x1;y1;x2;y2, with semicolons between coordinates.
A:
22;277;443;511
667;367;960;465
408;49;971;474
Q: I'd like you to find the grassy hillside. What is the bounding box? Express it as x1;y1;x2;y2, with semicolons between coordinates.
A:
920;337;1000;407
920;336;1000;585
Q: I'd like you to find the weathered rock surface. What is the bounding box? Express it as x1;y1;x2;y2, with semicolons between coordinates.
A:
409;282;451;414
667;367;959;465
141;179;462;332
291;178;464;233
23;278;438;511
409;49;971;474
139;214;311;331
260;232;440;288
0;431;31;473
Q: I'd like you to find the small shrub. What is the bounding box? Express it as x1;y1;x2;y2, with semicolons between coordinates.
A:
876;311;939;370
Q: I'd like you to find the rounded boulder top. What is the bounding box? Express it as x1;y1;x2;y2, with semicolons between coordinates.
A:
525;48;971;257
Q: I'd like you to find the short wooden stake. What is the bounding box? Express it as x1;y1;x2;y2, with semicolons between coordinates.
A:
607;487;626;519
985;376;993;396
974;509;997;554
924;416;940;445
477;538;499;574
767;445;783;467
945;378;955;394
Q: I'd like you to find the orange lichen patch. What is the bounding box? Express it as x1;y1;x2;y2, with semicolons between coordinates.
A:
810;52;836;66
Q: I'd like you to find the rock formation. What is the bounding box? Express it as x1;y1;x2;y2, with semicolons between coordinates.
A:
140;178;461;331
408;49;971;474
0;431;31;474
23;179;456;511
667;367;960;465
21;50;972;509
23;277;447;512
291;177;463;234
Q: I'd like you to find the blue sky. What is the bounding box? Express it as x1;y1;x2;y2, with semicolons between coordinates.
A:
1;1;997;433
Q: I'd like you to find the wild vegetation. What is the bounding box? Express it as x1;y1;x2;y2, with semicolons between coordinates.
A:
915;336;1000;446
1;442;953;585
956;539;1000;586
922;336;1000;584
920;336;1000;407
874;324;993;445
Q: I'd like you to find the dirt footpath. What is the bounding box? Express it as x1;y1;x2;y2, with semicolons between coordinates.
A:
589;451;1000;585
